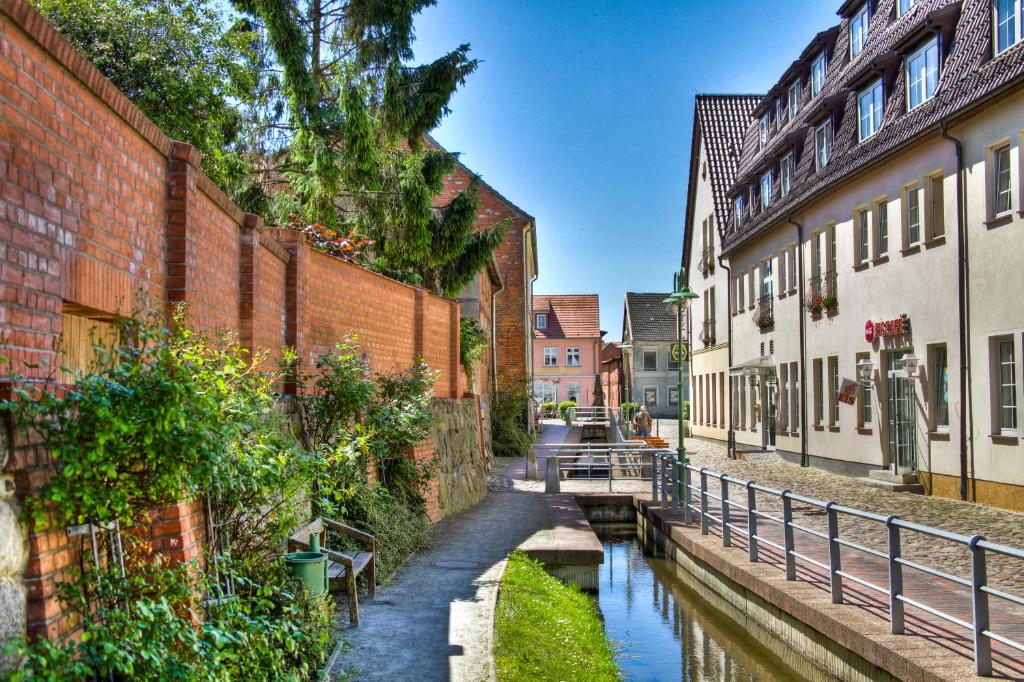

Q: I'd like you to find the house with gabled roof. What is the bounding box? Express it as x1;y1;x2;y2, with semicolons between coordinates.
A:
622;292;689;419
683;94;762;444
532;294;602;407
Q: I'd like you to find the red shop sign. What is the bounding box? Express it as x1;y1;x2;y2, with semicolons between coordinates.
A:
865;315;910;343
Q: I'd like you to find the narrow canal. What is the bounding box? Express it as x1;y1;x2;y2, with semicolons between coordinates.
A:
595;525;812;682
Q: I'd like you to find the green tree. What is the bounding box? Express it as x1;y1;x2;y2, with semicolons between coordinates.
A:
233;0;509;295
31;0;263;206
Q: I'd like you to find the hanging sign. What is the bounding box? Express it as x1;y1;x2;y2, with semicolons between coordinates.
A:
838;379;858;406
864;314;911;343
671;343;689;363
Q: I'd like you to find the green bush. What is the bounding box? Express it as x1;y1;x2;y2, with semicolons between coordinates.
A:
681;400;691;421
620;401;640;422
494;551;619;682
538;401;557;417
491;379;533;459
459;316;487;381
557;400;577;418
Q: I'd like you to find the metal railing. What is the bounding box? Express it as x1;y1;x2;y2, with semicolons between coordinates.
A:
566;406;620;425
807;271;838;315
753;295;773;329
648;452;1024;676
537;448;672;493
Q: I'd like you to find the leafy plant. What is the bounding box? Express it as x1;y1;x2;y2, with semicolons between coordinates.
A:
538;401;557;418
459;316;488;383
557;400;577;419
491;379;533;459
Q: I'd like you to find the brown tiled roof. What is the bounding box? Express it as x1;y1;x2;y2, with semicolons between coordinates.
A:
533;294;600;339
694;95;764;234
624;292;677;342
722;0;1024;255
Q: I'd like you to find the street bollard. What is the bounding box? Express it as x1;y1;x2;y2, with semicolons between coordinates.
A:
826;501;843;604
545;456;560;494
970;535;992;676
886;515;904;634
683;466;693;525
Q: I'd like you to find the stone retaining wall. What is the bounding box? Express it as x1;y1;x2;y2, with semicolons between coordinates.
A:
429;398;487;519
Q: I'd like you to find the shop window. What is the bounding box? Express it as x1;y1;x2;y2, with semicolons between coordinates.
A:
567;382;582;404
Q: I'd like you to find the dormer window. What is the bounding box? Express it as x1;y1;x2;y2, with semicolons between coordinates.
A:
788;81;801;116
851;4;870;58
733;196;745;230
780;151;795;197
815;119;833;171
995;0;1023;55
759;114;771;148
536;313;547;330
906;35;940;110
898;0;919;17
775;98;784;125
749;186;758;214
858;78;883;140
760;171;773;209
811;52;827;97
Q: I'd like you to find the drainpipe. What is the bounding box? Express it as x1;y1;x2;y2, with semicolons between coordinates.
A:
787;215;809;467
716;252;736;459
939;120;972;502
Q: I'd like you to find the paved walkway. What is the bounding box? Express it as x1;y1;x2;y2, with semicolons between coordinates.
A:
332;424;582;681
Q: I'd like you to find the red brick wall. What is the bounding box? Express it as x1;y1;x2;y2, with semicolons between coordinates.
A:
0;0;477;645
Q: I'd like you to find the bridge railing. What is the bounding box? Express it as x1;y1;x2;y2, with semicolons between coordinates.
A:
648;452;1024;676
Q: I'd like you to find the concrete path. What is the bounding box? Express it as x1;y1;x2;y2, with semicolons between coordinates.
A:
332;432;577;681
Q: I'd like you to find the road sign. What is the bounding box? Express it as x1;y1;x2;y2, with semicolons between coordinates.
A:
670;342;689;363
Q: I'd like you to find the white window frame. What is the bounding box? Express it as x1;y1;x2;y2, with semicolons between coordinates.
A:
906;36;940;111
643;349;658;372
733;195;745;230
761;257;774;299
566;381;582;404
856;207;871;265
858;78;883;141
534;380;558;404
995;0;1022;55
788;81;801;116
759;113;771;149
925;171;945;239
566;346;581;367
930;343;950;432
874;197;890;258
536;313;547;330
899;0;918;16
851;3;870;59
812;52;827;97
903;181;922;248
994;335;1020;435
815;119;833;171
780;151;794;197
857;352;873;429
543;347;558;367
760;171;773;209
993;142;1014;218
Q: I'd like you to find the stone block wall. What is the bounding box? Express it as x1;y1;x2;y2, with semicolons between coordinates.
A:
428;398;488;519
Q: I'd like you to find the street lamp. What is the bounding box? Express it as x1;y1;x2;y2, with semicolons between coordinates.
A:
857;357;875;386
664;269;699;465
619;340;633;435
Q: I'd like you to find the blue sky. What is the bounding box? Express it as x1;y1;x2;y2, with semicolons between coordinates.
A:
412;1;840;340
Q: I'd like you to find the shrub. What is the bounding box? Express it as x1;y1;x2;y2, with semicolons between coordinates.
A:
491;379;533;459
620;401;640;422
557;400;577;418
538;401;557;417
459;316;488;382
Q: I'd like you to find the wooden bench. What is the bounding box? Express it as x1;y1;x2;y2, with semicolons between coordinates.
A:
289;517;376;627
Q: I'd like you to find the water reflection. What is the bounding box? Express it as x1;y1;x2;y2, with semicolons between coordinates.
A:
596;526;809;682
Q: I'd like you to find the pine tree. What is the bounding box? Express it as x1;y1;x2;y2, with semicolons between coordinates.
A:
231;0;505;296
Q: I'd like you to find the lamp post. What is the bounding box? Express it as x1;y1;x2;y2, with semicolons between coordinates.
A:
664;269;699;464
620;340;633;436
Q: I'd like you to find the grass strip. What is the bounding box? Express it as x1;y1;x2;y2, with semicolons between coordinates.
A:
494;550;619;681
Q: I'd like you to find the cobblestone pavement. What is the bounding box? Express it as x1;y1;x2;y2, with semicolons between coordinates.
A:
650;420;1024;595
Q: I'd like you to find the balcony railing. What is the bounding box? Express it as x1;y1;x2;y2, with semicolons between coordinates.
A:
753;295;774;329
700;246;715;276
807;271;838;316
701;318;716;346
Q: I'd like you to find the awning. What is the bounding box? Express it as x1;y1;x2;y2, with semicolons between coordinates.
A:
730;356;777;378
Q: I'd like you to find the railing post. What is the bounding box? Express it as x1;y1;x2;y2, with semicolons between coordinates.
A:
720;477;731;547
699;469;709;535
683;465;693;525
746;482;758;563
663;456;671;503
671;459;680;516
970;535;992;676
886;515;904;634
825;501;843;604
651;453;658;500
782;491;796;580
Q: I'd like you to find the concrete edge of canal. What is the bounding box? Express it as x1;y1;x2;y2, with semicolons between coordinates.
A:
634;497;983;682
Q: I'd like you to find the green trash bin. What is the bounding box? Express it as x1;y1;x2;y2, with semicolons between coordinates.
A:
284;533;329;597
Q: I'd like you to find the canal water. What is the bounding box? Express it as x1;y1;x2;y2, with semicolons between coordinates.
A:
595;525;812;682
